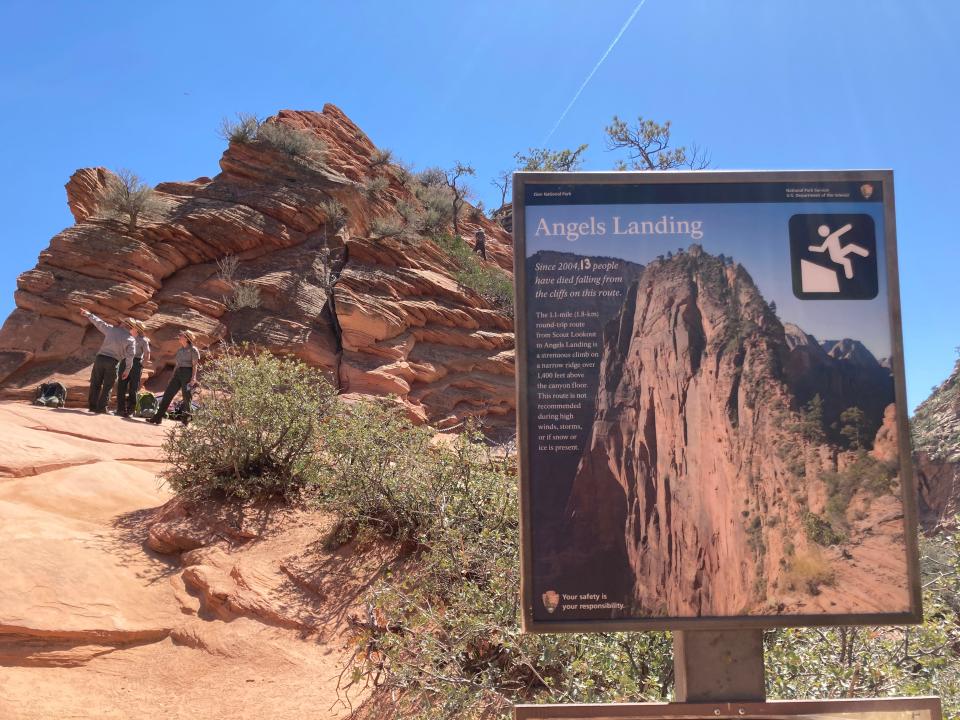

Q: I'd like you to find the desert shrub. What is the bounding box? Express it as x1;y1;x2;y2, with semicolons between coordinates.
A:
225;281;262;310
162;349;336;501
105;168;158;231
319;197;347;233
767;527;960;716
784;549;836;594
335;418;674;718
362;175;390;201
412;170;456;229
370;216;413;243
802;510;844;546
321;405;960;717
218;112;260;144
216;254;239;283
369;148;393;167
433;233;513;311
318;399;438;540
256;121;326;160
821;451;898;524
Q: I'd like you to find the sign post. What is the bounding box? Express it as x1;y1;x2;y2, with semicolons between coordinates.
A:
673;630;764;703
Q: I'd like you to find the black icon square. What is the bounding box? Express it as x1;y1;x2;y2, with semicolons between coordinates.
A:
789;214;878;300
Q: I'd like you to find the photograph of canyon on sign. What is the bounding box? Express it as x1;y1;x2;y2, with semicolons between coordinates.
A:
520;177;918;626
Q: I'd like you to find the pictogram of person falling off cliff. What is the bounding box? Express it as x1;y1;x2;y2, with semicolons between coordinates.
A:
808;223;870;280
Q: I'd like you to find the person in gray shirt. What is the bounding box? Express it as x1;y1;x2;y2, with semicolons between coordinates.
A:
80;309;135;414
147;329;201;425
116;320;151;417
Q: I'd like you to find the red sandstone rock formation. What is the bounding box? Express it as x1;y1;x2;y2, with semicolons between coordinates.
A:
564;249;910;617
0;106;515;430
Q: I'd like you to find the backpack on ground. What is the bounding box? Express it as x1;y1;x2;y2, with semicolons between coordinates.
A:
134;391;159;418
33;382;67;408
170;398;199;422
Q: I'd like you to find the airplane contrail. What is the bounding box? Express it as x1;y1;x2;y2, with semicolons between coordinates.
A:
542;0;649;145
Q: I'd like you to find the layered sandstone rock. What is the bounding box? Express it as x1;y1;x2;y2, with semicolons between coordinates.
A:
564;249;909;617
912;357;960;530
0;105;515;431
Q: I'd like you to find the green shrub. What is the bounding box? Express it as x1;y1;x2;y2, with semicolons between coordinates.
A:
317;400;428;540
335;417;674;718
821;450;898;525
161;349;336;501
370;216;416;244
433;233;513;311
802;510;844;546
256;121;326;160
767;528;960;715
218;112;260;144
362;175;390;201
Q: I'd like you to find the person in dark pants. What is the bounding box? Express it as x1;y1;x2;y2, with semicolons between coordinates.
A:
80;309;135;414
147;330;200;425
473;229;487;260
116;320;151;417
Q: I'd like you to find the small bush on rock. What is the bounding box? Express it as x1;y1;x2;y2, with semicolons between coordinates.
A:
218;112;261;144
162;349;336;501
362;175;390;201
257;121;327;160
433;233;513;311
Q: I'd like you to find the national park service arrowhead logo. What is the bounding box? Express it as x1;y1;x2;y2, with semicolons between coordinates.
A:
789;214;879;300
541;590;560;614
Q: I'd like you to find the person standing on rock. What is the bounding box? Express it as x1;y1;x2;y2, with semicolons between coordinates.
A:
147;330;200;425
80;309;135;414
116;320;151;418
473;229;487;260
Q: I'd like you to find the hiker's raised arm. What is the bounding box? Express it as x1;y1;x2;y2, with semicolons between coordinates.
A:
84;312;113;335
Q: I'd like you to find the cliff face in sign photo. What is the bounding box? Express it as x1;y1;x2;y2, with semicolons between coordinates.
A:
564;246;909;617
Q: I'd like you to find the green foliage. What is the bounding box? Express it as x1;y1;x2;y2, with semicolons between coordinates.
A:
317;400;436;540
605;115;709;170
839;406;869;450
767;528;960;717
256;121;327;160
218;112;260;144
337;419;674;718
161;349;336;501
362;175;390;201
514;144;588;171
794;394;826;443
820;451;898;529
433;233;513;311
370;215;417;244
105;168;158;231
802;510;845;546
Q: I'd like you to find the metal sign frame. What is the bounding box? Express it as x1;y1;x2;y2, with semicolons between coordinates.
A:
513;170;922;633
514;697;942;720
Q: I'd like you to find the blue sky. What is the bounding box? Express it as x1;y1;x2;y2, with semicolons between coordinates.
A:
0;1;957;410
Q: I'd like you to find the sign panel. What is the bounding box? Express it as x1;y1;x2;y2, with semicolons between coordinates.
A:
514;171;920;632
514;697;942;720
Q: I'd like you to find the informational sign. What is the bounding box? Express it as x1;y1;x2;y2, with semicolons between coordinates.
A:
514;171;920;632
513;697;942;720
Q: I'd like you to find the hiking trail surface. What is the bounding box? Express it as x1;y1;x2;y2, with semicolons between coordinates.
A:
0;402;381;719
